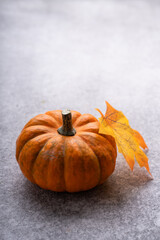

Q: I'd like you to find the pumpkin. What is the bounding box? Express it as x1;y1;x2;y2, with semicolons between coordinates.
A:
16;110;117;192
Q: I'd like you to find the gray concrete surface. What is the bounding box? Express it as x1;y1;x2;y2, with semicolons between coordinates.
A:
0;0;160;239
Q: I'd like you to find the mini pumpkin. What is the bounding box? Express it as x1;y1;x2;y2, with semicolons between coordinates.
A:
16;110;117;192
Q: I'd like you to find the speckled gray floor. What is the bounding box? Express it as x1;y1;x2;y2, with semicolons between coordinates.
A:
0;0;160;239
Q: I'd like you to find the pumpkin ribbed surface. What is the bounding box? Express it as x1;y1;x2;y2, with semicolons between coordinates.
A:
16;110;117;192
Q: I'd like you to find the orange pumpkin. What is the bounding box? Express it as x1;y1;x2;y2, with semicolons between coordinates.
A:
16;110;117;192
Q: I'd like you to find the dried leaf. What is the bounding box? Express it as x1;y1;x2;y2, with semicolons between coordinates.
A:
96;101;151;176
133;129;148;150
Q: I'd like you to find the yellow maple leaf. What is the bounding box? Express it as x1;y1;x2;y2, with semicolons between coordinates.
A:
96;101;151;176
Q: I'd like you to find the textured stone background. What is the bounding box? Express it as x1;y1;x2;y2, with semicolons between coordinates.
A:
0;0;160;239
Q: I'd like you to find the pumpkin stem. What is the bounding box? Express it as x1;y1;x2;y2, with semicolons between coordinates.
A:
57;110;76;136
